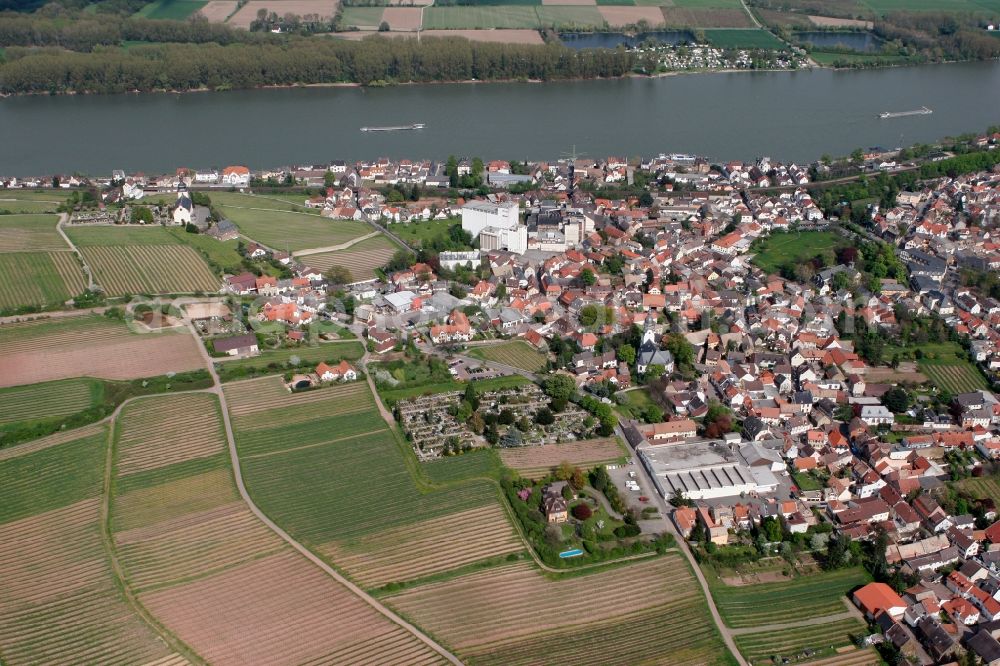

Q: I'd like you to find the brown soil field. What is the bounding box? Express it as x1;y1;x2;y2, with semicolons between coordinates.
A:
386;556;695;650
808;14;872;28
543;0;595;5
114;468;238;532
140;550;447;666
116;501;284;592
864;368;928;384
324;503;522;587
198;0;238;21
227;0;339;28
116;394;226;476
0;499;175;665
661;7;754;26
382;6;423;29
0;317;205;388
599;5;666;25
500;438;623;478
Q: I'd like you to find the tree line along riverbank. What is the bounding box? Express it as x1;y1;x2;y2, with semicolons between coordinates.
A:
0;35;637;94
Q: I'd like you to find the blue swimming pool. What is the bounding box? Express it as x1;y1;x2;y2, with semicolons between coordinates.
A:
559;548;584;558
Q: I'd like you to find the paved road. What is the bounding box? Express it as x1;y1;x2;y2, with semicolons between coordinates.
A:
619;425;748;666
190;326;465;666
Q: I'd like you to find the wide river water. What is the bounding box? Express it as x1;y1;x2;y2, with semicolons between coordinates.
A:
2;60;1000;174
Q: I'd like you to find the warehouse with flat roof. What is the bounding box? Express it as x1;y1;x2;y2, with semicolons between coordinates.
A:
638;439;777;501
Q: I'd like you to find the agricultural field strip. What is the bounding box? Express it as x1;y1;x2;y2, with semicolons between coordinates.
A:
138;550;448;666
0;377;97;425
920;362;987;392
217;205;371;252
230;394;377;431
323;503;523;587
79;245;219;296
116;393;226;475
224;377;372;415
735;617;866;662
0;252;87;308
499;438;622;475
384;557;698;650
113;467;238;532
242;429;387;460
465;603;725;666
0;432;175;664
711;568;869;628
0;422;105;462
0;214;68;252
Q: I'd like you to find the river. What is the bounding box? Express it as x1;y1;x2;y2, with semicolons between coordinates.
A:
2;60;999;174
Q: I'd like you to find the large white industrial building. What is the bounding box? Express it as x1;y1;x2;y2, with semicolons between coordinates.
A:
639;439;779;501
461;201;527;255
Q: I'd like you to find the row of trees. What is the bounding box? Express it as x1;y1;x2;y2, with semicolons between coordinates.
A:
0;35;636;93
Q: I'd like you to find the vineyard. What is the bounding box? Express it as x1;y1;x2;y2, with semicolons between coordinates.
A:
0;426;180;665
0;251;88;310
384;555;729;665
919;360;988;393
0;214;68;252
710;566;871;628
299;234;400;281
110;392;447;664
499;438;624;478
0;190;69;214
735;617;869;665
0;314;205;387
0;377;102;426
467;340;548;373
79;245;219;296
225;377;519;586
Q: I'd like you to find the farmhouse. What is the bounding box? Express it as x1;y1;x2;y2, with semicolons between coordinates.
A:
853;582;907;620
542;483;569;524
430;310;472;345
212;333;259;357
221;165;251;187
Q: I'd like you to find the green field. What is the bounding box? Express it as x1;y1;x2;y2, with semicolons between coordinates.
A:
379;373;531;406
810;50;910;65
956;475;1000;508
136;0;207;20
421;5;606;28
340;6;386;27
0;251;88;311
709;566;871;628
0;377;103;429
861;0;1000;12
0;190;69;214
735;618;869;665
467;341;548;372
614;387;658;420
218;205;372;252
704;29;788;48
0;214;67;252
215;341;365;382
750;230;845;274
207;191;321;214
535;5;606;26
423;449;503;483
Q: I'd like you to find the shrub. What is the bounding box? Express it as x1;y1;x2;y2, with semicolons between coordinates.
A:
572;504;592;520
613;524;641;538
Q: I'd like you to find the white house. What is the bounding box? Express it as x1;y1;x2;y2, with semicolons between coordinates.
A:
860;405;894;426
221;166;250;188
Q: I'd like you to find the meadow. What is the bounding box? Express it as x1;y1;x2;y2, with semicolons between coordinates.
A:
0;425;183;665
167;227;244;273
749;230;845;274
215;340;365;382
467;340;548;372
217;204;372;252
225;377;523;587
0;190;69;214
0;214;67;252
708;566;870;628
385;556;731;665
390;218;462;248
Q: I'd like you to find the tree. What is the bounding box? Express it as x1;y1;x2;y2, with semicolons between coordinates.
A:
572;504;592;520
543;375;576;403
664;333;694;370
825;533;852;569
644;363;665;380
556;460;574;481
535;407;555;426
561;484;573;500
469;412;485;434
618;344;636;366
643;404;664;423
571;466;586;489
130;206;153;224
324;265;353;286
498;408;515;425
580;268;596;286
883;387;909;413
669;488;692;508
